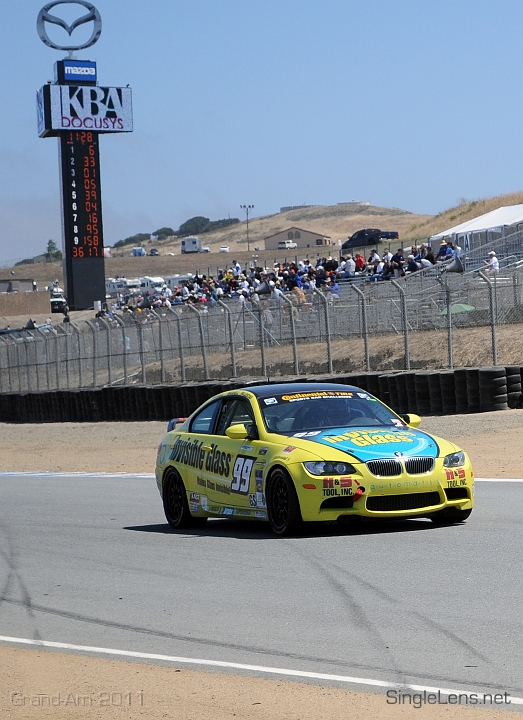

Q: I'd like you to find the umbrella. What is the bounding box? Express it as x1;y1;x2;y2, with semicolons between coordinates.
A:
439;303;476;316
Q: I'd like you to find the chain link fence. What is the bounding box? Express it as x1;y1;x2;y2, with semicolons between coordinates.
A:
2;266;523;392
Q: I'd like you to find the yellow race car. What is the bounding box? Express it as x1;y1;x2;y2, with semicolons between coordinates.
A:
155;383;474;535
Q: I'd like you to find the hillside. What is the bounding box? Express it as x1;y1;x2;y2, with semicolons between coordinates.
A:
5;192;523;293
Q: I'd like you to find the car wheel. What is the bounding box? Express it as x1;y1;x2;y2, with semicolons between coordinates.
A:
266;468;302;535
163;469;207;529
429;508;472;525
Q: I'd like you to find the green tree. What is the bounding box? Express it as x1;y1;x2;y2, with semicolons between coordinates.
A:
152;227;175;240
45;239;62;262
177;216;210;236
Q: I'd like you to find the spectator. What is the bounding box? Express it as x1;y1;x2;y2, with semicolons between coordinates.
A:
390;248;405;277
406;254;420;273
483;250;499;273
342;255;356;277
354;254;366;272
436;241;448;262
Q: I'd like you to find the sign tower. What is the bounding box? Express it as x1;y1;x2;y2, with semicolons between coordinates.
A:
36;0;133;310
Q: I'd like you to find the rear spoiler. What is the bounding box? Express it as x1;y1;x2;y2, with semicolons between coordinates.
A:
167;418;188;432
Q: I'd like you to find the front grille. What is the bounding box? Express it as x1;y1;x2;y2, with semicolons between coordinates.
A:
444;487;469;500
366;459;402;477
404;457;434;474
366;491;441;512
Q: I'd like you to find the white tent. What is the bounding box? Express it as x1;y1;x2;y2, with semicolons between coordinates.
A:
430;204;523;242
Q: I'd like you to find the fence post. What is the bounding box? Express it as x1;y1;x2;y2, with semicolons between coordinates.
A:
350;283;371;371
167;308;186;382
254;300;268;378
312;287;333;374
86;320;99;386
478;270;498;366
436;277;453;369
98;317;113;386
55;325;71;389
112;315;128;385
35;328;51;391
150;310;165;384
217;299;237;378
186;304;210;380
390;279;411;370
280;294;299;375
0;336;13;393
71;322;83;388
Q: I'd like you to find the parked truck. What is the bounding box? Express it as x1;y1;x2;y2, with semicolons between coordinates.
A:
181;237;210;253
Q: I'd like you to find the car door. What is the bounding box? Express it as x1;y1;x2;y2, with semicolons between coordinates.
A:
203;397;260;517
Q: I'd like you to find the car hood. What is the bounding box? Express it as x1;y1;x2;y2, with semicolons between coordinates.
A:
294;426;440;463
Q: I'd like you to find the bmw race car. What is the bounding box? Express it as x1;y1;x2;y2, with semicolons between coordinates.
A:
155;383;474;535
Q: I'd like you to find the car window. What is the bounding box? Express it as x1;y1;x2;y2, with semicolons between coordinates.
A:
215;399;255;435
189;399;221;434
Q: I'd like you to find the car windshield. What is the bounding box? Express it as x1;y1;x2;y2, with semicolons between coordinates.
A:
258;390;405;435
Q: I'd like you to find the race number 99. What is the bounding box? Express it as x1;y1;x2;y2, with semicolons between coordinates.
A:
231;456;254;494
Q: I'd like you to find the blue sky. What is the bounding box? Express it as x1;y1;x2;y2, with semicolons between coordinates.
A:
1;0;523;264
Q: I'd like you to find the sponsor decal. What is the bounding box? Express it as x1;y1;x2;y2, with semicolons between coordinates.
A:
445;468;467;485
258;447;268;455
48;84;133;132
189;503;199;513
189;492;200;503
357;392;370;399
241;444;254;452
369;479;436;490
231;456;255;494
322;477;356;497
281;391;353;402
169;435;205;470
255;510;267;519
196;476;206;488
249;494;257;508
235;509;252;516
293;431;321;437
324;430;416;447
222;507;234;516
201;496;208;510
204;443;232;477
264;398;277;405
282;446;296;454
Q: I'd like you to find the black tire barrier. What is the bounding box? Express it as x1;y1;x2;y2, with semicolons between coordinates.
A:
414;372;432;416
465;368;481;414
453;368;469;414
378;374;391;408
400;372;418;415
3;365;523;423
479;367;507;412
439;370;457;415
428;372;443;415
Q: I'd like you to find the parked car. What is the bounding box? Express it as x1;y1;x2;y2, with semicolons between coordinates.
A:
149;248;159;256
342;229;399;250
277;240;298;250
219;246;230;253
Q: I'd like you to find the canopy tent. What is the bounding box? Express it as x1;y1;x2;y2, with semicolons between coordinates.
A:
430;204;523;242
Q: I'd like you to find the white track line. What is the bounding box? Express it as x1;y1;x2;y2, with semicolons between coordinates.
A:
0;636;520;704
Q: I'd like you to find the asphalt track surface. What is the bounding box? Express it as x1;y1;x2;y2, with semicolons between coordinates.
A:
0;473;522;704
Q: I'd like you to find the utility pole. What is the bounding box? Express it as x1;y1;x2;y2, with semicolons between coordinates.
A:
240;204;254;252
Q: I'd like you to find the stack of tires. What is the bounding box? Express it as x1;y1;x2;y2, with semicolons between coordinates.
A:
479;367;508;412
414;372;432;415
465;368;481;414
439;370;456;415
505;366;523;409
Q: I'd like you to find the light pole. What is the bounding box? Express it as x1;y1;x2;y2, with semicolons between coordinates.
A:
240;204;254;252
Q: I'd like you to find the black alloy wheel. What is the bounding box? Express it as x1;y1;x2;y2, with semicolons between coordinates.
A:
163;470;207;529
266;468;302;536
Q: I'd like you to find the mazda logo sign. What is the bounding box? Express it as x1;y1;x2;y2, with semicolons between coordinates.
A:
37;0;102;52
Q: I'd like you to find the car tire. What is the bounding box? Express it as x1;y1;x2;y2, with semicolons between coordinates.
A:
429;508;472;525
266;468;302;536
163;469;207;529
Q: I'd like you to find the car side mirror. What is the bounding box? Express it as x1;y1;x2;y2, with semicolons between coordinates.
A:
225;423;250;440
401;413;422;428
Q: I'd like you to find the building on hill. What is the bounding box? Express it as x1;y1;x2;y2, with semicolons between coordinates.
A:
264;227;331;251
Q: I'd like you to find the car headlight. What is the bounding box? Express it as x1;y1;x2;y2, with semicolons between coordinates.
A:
303;461;356;476
443;451;465;468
